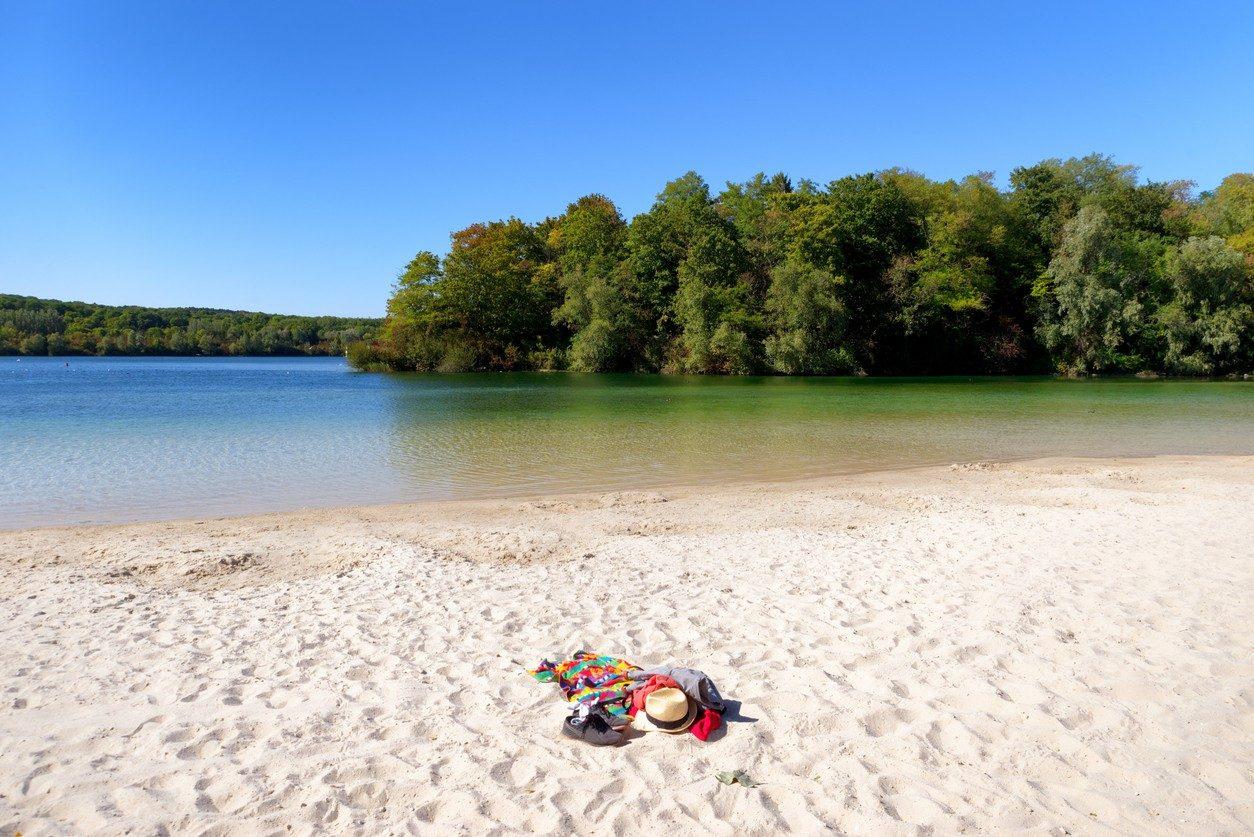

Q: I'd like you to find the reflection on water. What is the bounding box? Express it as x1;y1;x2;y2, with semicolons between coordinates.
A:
2;356;1251;528
380;372;1254;498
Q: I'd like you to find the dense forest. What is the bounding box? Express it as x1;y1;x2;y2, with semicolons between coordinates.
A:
0;295;379;357
352;156;1253;377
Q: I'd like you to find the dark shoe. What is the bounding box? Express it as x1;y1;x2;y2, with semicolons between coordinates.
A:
562;708;622;746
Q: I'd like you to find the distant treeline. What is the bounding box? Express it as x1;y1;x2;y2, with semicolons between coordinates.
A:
0;295;379;357
352;156;1253;376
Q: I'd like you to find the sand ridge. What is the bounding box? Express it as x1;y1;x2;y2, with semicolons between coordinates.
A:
1;456;1252;834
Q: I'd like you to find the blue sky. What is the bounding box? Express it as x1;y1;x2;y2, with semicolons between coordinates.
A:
2;2;1252;317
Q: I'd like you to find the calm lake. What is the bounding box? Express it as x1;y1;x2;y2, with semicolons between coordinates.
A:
2;356;1251;529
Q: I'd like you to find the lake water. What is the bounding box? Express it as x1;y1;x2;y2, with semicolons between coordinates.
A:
2;356;1251;529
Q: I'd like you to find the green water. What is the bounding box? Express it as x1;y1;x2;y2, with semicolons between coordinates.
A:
3;357;1251;528
383;372;1253;492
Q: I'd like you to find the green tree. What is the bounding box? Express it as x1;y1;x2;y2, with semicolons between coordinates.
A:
763;255;854;374
889;175;1041;372
622;173;736;366
334;157;1252;377
717;173;794;290
1155;236;1252;374
672;226;755;373
434;219;555;369
19;333;47;355
549;196;630;371
787;173;925;367
1035;206;1151;373
0;294;377;357
1195;173;1254;255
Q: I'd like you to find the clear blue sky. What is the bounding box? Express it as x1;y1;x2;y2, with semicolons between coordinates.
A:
3;2;1252;317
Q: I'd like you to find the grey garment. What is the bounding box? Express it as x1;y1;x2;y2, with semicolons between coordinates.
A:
627;666;725;713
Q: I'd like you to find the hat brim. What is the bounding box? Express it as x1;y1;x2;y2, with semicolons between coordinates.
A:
633;699;698;734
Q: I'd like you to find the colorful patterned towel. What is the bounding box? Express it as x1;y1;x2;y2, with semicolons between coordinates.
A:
530;651;638;718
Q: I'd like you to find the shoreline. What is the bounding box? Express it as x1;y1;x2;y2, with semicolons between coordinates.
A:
7;353;1252;383
2;454;1252;833
3;451;1251;535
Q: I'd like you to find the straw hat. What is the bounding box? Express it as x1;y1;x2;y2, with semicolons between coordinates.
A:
634;687;697;733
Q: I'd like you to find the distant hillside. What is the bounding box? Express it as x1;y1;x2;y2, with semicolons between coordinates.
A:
0;294;380;357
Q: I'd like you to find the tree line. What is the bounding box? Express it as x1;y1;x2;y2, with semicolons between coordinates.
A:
0;294;379;357
352;155;1252;377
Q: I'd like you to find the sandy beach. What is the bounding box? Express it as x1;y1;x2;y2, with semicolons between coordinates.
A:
1;455;1252;835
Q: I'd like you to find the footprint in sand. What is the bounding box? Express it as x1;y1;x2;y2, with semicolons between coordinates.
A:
861;707;914;737
263;688;292;709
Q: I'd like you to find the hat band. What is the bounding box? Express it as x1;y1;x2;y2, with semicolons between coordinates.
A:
645;712;690;731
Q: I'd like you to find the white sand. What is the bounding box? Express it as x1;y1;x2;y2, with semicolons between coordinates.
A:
1;456;1252;835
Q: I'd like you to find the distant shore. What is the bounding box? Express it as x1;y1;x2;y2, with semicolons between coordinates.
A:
0;292;378;358
2;455;1252;834
7;354;1253;379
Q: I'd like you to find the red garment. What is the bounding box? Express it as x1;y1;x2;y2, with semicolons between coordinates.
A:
629;675;681;715
689;709;721;741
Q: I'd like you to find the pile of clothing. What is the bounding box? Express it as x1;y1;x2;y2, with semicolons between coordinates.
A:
530;650;724;746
